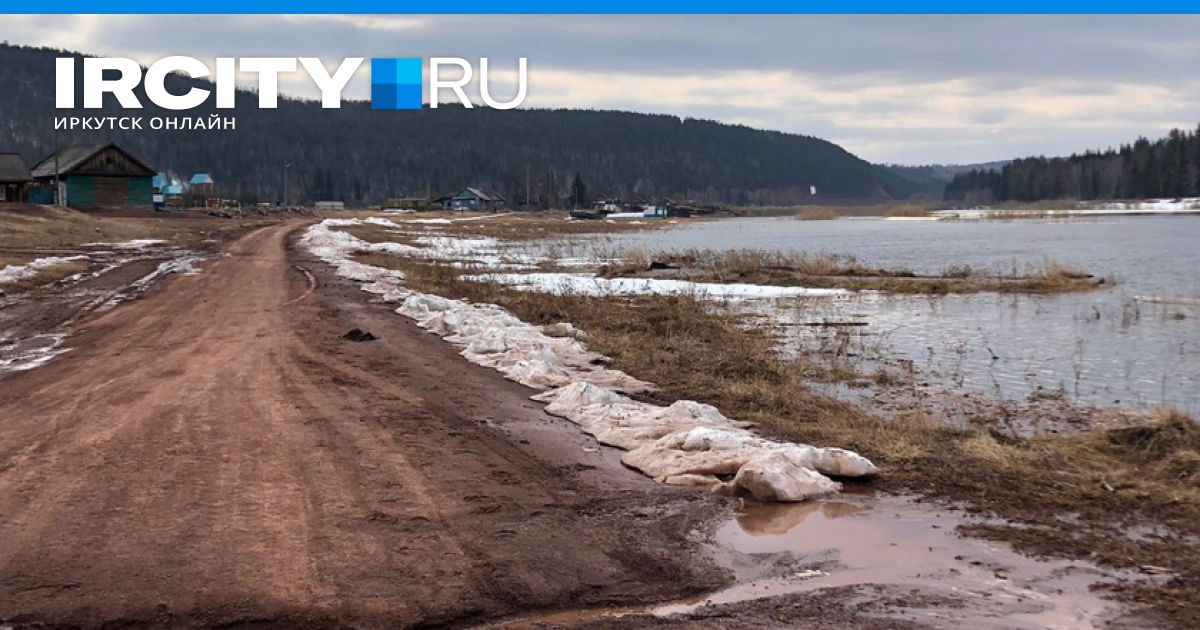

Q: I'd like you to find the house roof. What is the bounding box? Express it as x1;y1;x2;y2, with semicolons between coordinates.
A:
30;143;154;178
0;153;32;183
457;186;507;202
459;186;492;201
163;185;184;195
190;173;213;185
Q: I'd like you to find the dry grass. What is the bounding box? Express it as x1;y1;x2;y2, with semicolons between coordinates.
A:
369;211;677;241
340;224;428;248
741;203;944;218
599;247;1106;295
884;204;933;218
352;251;1200;626
0;205;271;251
794;207;840;221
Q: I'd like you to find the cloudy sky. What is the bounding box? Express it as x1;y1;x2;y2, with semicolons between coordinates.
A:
4;14;1200;165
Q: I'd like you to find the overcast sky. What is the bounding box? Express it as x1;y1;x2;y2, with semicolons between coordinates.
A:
4;14;1200;165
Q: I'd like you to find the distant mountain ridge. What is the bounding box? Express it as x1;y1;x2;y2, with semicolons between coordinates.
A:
0;43;917;206
881;161;1012;198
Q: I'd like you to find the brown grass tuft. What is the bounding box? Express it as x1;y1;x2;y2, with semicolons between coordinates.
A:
598;247;1105;295
0;205;269;251
794;207;840;221
351;250;1200;626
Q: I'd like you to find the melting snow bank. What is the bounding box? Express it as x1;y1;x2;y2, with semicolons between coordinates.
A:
533;382;876;500
104;255;206;308
470;272;849;299
301;218;878;501
0;333;69;373
81;239;168;249
935;198;1200;219
0;256;87;285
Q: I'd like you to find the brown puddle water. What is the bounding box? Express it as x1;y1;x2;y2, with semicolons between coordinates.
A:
495;493;1152;629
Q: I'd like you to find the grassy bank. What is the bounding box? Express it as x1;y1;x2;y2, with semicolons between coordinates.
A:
341;217;1108;296
352;252;1198;626
361;211;677;240
599;248;1106;295
0;205;270;251
790;204;935;220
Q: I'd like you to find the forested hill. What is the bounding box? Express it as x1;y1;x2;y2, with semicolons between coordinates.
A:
0;43;913;206
944;126;1200;203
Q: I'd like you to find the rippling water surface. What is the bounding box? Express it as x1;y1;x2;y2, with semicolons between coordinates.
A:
578;215;1200;412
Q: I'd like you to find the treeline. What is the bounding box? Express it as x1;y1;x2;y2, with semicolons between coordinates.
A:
0;43;915;206
945;125;1200;203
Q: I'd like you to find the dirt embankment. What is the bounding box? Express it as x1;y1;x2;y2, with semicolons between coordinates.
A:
0;222;730;628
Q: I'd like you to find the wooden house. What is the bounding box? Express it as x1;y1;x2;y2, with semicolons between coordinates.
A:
0;153;32;203
30;144;154;208
163;185;185;208
189;173;215;207
447;187;507;211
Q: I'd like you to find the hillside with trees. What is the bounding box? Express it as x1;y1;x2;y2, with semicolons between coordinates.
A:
944;127;1200;203
0;43;916;206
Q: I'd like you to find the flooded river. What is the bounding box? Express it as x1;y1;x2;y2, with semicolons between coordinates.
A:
585;215;1200;413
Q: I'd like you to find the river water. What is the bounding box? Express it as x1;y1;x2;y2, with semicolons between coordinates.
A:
583;215;1200;413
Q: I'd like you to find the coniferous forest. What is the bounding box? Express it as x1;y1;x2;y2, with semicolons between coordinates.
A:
0;44;915;206
945;126;1200;203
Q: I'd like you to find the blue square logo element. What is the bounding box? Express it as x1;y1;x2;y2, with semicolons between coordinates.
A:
371;58;422;110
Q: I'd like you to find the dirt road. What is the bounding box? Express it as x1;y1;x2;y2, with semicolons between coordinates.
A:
0;223;727;628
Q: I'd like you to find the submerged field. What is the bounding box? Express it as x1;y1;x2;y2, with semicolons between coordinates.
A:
326;210;1200;626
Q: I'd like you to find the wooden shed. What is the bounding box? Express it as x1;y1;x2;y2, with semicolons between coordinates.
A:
30;144;155;209
0;153;32;203
189;173;214;207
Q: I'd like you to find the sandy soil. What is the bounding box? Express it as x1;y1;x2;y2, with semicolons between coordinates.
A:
0;222;729;628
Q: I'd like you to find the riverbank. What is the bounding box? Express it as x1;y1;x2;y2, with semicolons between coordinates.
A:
322;212;1199;627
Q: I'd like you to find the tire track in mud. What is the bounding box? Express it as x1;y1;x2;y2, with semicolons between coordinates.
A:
0;222;730;629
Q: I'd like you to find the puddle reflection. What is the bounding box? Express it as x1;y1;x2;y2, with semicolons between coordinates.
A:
736;500;865;536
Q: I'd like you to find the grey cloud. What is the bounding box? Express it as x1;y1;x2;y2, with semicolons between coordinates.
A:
2;14;1199;164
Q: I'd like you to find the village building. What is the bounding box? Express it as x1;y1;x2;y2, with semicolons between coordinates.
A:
447;187;507;211
0;153;32;203
189;173;215;207
591;196;623;212
30;143;155;209
163;185;185;208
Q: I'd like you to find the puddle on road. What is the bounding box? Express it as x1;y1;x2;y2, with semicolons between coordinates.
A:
495;493;1147;629
708;494;1129;629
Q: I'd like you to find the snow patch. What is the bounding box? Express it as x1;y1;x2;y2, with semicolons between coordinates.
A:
0;256;88;285
0;333;69;373
81;239;167;249
468;272;850;299
300;220;879;502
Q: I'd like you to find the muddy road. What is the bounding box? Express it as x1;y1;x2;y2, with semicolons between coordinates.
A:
0;223;727;628
0;221;1154;630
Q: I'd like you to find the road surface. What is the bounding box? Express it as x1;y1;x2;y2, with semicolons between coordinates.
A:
0;223;725;628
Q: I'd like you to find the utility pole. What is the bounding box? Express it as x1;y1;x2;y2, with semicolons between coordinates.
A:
525;164;530;211
283;162;292;206
53;126;61;206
